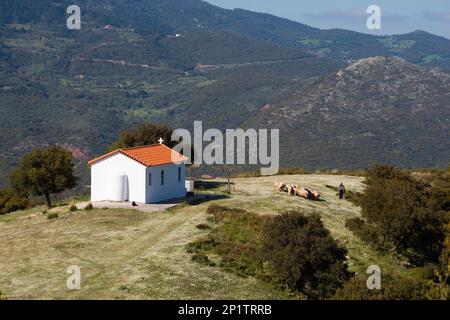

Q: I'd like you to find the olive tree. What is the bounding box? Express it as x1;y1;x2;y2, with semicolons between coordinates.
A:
11;146;76;208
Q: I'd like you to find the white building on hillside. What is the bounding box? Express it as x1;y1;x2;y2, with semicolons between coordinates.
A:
88;143;188;204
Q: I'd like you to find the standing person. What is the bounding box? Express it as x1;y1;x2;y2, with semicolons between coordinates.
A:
338;183;346;200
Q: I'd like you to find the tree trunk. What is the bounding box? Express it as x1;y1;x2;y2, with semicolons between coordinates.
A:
44;192;52;208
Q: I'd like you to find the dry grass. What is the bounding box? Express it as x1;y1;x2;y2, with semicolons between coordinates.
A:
0;174;415;299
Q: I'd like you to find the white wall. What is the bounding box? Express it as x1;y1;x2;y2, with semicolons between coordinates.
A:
91;153;146;203
145;164;186;203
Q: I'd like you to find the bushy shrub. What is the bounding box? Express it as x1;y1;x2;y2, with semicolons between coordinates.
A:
0;188;28;215
261;211;352;299
345;217;382;248
357;165;446;264
4;195;28;213
189;205;269;277
191;253;216;267
84;203;93;210
345;217;365;231
333;274;437;300
47;212;59;220
69;204;77;212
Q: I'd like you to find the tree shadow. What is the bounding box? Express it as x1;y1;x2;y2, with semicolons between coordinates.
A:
195;180;234;190
183;193;230;206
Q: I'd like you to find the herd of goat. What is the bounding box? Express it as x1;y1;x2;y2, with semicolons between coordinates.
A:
274;182;321;201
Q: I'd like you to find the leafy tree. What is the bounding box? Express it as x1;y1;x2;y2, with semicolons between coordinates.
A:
261;211;351;299
10;146;76;208
109;123;174;151
358;165;445;264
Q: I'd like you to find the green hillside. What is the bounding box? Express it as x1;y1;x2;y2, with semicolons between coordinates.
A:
1;0;450;187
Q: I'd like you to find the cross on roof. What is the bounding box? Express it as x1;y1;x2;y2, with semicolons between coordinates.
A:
158;138;164;144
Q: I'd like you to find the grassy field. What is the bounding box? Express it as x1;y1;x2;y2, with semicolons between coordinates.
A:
0;174;416;299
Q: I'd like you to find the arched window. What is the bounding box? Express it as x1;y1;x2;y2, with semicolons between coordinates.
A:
161;170;165;186
178;167;181;182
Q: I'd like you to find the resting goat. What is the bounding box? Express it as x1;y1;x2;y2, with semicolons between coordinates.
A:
275;182;320;200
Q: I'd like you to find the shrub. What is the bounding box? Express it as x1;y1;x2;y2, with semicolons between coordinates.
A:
345;217;382;247
260;211;352;299
358;165;446;264
47;212;59;220
191;253;216;267
189;205;268;277
345;217;365;231
0;188;28;215
84;203;93;210
69;204;77;212
333;274;437;300
4;195;28;213
196;223;211;230
186;238;217;254
345;190;363;206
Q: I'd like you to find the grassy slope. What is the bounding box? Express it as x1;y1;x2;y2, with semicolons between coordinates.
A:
0;174;417;299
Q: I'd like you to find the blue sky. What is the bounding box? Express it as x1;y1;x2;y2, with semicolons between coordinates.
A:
205;0;450;38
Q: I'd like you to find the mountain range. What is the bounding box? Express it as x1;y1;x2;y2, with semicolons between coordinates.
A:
0;0;449;186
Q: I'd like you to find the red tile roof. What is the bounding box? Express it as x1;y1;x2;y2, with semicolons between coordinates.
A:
88;144;188;167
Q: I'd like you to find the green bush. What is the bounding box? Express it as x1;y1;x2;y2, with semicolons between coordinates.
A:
333;274;438;300
357;165;446;264
261;211;352;299
4;195;28;213
344;190;364;206
84;203;93;210
47;212;59;220
69;204;77;212
345;217;382;248
345;217;365;231
191;253;216;267
189;205;268;278
0;188;28;215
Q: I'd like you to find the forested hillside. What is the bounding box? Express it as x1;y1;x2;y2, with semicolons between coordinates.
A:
1;0;449;186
